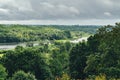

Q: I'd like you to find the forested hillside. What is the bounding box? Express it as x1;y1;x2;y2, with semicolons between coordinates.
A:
0;25;71;43
0;25;100;43
0;23;119;80
70;23;120;80
51;25;101;34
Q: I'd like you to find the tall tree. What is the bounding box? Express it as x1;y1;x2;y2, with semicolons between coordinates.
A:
69;42;88;80
0;49;52;80
0;64;7;80
12;70;37;80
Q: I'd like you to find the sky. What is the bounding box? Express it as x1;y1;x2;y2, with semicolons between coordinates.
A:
0;0;120;25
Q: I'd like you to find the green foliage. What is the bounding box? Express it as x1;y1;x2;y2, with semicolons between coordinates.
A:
95;74;106;80
0;49;52;80
15;46;24;52
69;23;120;79
64;42;72;51
0;24;98;43
84;54;101;75
12;70;37;80
50;48;69;79
27;72;37;80
85;23;120;79
0;64;7;80
0;25;73;43
2;23;120;80
60;73;71;80
51;25;101;34
69;42;88;79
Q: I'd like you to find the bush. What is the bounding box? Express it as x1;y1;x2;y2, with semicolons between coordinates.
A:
12;70;37;80
95;74;106;80
0;64;7;80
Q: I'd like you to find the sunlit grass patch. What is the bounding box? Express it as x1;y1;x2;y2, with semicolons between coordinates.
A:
0;54;4;57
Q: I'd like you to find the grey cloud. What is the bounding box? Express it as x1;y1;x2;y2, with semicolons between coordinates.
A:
0;0;120;20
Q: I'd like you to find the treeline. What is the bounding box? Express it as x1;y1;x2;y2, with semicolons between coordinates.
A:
0;25;72;43
0;24;98;43
41;25;101;34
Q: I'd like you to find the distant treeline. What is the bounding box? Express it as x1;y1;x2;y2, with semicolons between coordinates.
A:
0;25;71;43
37;25;102;34
0;24;100;43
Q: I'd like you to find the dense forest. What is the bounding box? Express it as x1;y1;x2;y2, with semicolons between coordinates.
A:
0;25;100;43
0;23;120;80
40;25;101;34
0;25;71;43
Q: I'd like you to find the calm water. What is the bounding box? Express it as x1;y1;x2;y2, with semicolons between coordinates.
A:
0;43;26;50
0;37;88;50
0;42;40;50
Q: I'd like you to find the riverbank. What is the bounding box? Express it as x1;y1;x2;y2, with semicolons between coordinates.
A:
70;37;88;43
0;37;89;50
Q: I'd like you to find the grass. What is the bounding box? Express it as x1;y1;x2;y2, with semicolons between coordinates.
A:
0;54;4;57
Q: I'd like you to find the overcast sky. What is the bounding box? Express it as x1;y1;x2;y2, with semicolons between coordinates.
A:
0;0;120;25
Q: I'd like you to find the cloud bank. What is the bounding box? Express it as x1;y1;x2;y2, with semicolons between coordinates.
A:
0;0;120;24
